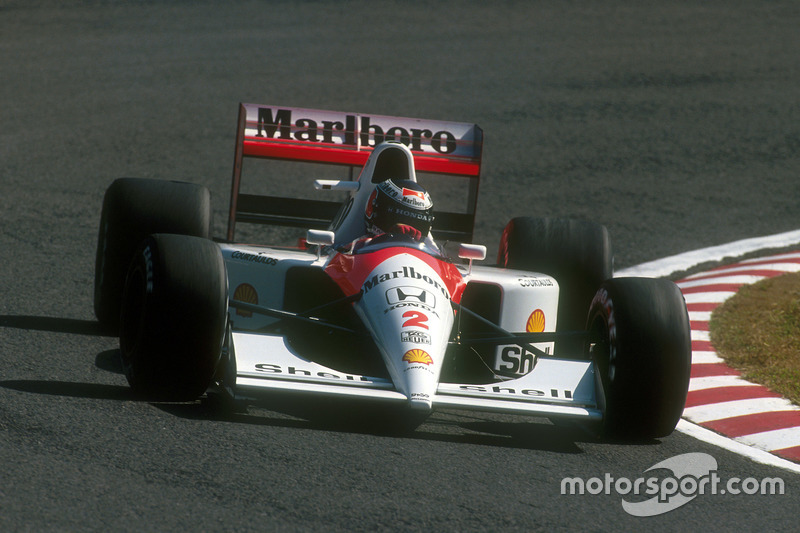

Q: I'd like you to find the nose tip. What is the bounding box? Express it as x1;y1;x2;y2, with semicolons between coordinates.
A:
408;396;432;411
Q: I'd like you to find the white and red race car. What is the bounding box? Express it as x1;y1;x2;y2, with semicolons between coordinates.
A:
94;104;691;439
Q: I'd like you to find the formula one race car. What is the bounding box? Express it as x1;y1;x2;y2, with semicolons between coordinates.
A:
93;104;691;439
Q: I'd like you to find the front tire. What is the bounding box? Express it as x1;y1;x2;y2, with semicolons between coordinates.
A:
498;217;612;354
120;234;228;401
587;277;691;440
94;178;212;332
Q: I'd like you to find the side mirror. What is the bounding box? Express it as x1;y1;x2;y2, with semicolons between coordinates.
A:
314;180;360;192
458;243;486;274
306;229;335;259
458;243;487;261
306;229;335;246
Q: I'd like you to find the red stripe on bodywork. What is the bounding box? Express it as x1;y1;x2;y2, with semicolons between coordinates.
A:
325;247;466;303
242;139;481;176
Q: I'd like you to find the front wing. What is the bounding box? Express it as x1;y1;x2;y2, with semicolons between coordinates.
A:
231;331;602;422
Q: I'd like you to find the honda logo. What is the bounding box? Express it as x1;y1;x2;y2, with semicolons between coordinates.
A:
385;286;436;307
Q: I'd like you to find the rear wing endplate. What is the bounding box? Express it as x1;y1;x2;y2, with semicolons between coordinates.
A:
227;104;483;242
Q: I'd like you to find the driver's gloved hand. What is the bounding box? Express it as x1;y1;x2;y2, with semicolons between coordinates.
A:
389;224;423;241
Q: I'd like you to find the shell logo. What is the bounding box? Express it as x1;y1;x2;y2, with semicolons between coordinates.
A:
402;348;433;365
233;283;258;317
526;309;545;333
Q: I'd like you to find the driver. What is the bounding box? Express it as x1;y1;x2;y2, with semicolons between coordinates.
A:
341;179;434;252
364;178;434;241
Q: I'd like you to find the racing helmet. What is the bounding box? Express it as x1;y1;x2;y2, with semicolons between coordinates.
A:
364;179;434;237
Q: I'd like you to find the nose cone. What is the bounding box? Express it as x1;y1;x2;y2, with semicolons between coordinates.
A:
402;347;437;411
353;253;455;410
409;396;433;411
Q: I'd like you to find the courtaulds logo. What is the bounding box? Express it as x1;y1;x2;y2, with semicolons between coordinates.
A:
402;349;433;365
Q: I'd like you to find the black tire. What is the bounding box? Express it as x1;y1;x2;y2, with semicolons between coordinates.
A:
94;178;212;332
497;217;612;354
120;234;228;401
587;277;691;440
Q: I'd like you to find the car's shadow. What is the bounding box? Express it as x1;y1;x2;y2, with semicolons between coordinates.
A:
160;398;606;454
0;314;114;337
1;378;134;401
0;374;604;453
95;348;125;374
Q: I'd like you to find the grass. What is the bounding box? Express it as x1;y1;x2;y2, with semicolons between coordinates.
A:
709;271;800;404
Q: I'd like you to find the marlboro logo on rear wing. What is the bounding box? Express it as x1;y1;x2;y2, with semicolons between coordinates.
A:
227;104;483;242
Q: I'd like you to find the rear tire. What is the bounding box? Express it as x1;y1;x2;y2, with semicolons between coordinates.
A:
120;234;228;401
94;178;211;332
497;217;612;354
587;277;691;440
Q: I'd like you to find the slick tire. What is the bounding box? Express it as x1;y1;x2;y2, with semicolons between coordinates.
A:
497;217;612;355
94;178;212;332
120;234;228;401
587;277;691;440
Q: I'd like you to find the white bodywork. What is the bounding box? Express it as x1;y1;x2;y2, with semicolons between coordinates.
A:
218;136;601;423
220;241;601;422
354;252;454;410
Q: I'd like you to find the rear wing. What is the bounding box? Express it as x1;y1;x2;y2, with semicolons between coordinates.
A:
227;104;483;242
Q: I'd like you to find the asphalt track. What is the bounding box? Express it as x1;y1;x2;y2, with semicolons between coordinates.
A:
3;1;800;530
